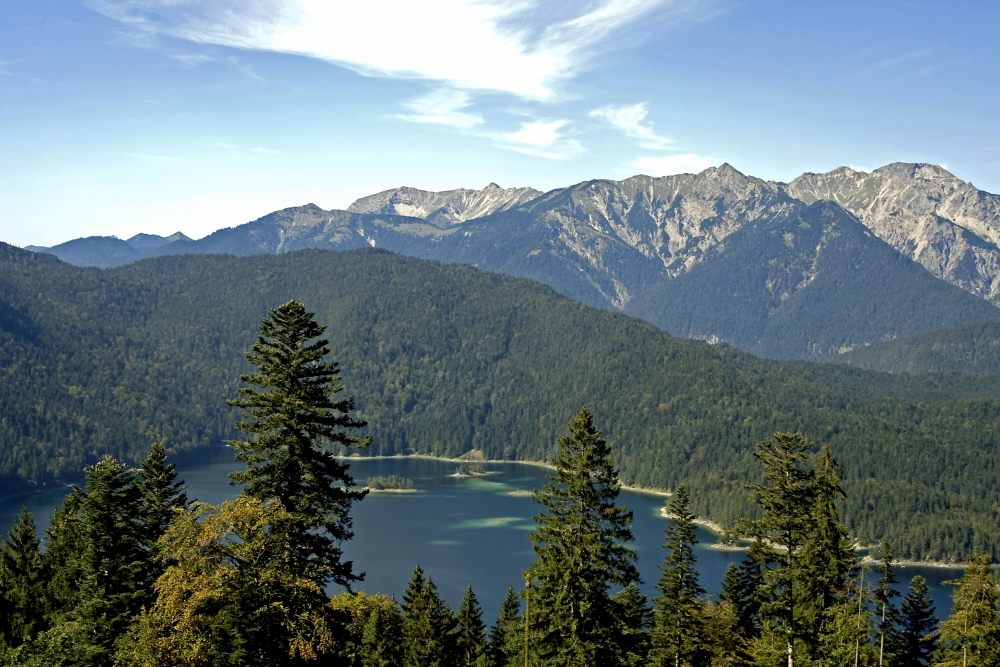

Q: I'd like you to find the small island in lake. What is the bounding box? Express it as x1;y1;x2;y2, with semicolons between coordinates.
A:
365;475;417;493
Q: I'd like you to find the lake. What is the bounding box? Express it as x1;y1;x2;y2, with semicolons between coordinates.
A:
0;453;961;622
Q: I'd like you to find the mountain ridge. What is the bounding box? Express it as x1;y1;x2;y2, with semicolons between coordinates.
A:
24;162;1000;360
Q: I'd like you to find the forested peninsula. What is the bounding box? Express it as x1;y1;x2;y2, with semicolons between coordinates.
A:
2;244;1000;561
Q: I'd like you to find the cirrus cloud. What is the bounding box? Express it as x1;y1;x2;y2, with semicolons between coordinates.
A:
88;0;681;101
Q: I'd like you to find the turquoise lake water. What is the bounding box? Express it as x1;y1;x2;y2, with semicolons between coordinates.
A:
0;454;960;622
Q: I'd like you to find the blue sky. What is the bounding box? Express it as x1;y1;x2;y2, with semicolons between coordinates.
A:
2;0;998;248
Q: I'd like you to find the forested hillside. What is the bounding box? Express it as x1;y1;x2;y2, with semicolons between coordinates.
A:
835;320;1000;375
1;243;999;560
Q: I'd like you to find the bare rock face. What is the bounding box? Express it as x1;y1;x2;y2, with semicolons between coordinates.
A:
347;183;541;227
786;163;1000;304
530;164;795;277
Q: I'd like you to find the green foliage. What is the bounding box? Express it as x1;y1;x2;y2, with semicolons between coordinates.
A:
743;434;865;666
526;408;638;666
871;545;899;667
118;496;338;666
2;620;102;667
649;486;706;666
890;575;937;667
40;492;85;623
609;584;650;667
366;475;414;490
836;320;1000;376
400;565;456;667
935;554;1000;666
800;444;857;660
0;509;45;649
229;299;370;589
487;587;522;667
719;542;767;647
455;586;486;667
136;441;188;547
74;455;150;665
4;245;1000;559
328;590;403;667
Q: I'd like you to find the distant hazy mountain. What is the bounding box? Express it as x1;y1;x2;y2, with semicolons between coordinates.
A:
787;163;1000;304
24;163;1000;360
126;231;191;250
25;236;141;268
26;232;191;268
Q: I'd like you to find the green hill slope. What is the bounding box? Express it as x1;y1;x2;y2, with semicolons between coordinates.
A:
835;321;1000;375
1;243;998;560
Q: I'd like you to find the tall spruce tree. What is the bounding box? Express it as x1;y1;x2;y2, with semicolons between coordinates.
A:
136;440;188;546
526;408;639;666
401;566;455;667
719;541;767;646
455;586;487;666
229;299;370;589
871;545;899;667
649;485;705;667
935;554;1000;666
890;575;936;667
800;444;856;663
359;594;404;667
611;583;650;667
74;455;149;665
40;491;85;623
0;509;45;649
487;587;522;667
745;432;816;667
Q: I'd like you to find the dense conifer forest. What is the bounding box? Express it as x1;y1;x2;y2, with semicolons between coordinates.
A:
1;301;997;665
3;244;1000;561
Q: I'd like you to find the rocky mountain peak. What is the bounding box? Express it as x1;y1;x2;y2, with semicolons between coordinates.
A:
347;183;541;225
875;162;957;182
787;163;1000;303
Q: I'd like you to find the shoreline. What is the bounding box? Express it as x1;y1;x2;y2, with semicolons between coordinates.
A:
338;452;973;569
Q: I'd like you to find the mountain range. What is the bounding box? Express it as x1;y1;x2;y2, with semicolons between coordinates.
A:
26;163;1000;361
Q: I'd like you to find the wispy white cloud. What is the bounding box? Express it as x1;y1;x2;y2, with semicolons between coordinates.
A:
396;88;485;130
166;51;215;67
496;119;585;160
635;153;715;175
590;102;672;150
88;0;681;101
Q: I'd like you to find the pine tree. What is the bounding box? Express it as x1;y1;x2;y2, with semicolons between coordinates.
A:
455;586;486;666
610;583;650;667
935;554;1000;666
401;566;455;667
871;545;899;667
74;455;150;664
136;440;188;546
328;590;403;666
229;299;370;590
359;594;404;667
526;408;638;666
800;444;856;663
745;432;815;667
487;587;522;667
0;509;45;648
890;575;936;667
719;541;766;646
649;485;705;666
39;491;85;623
